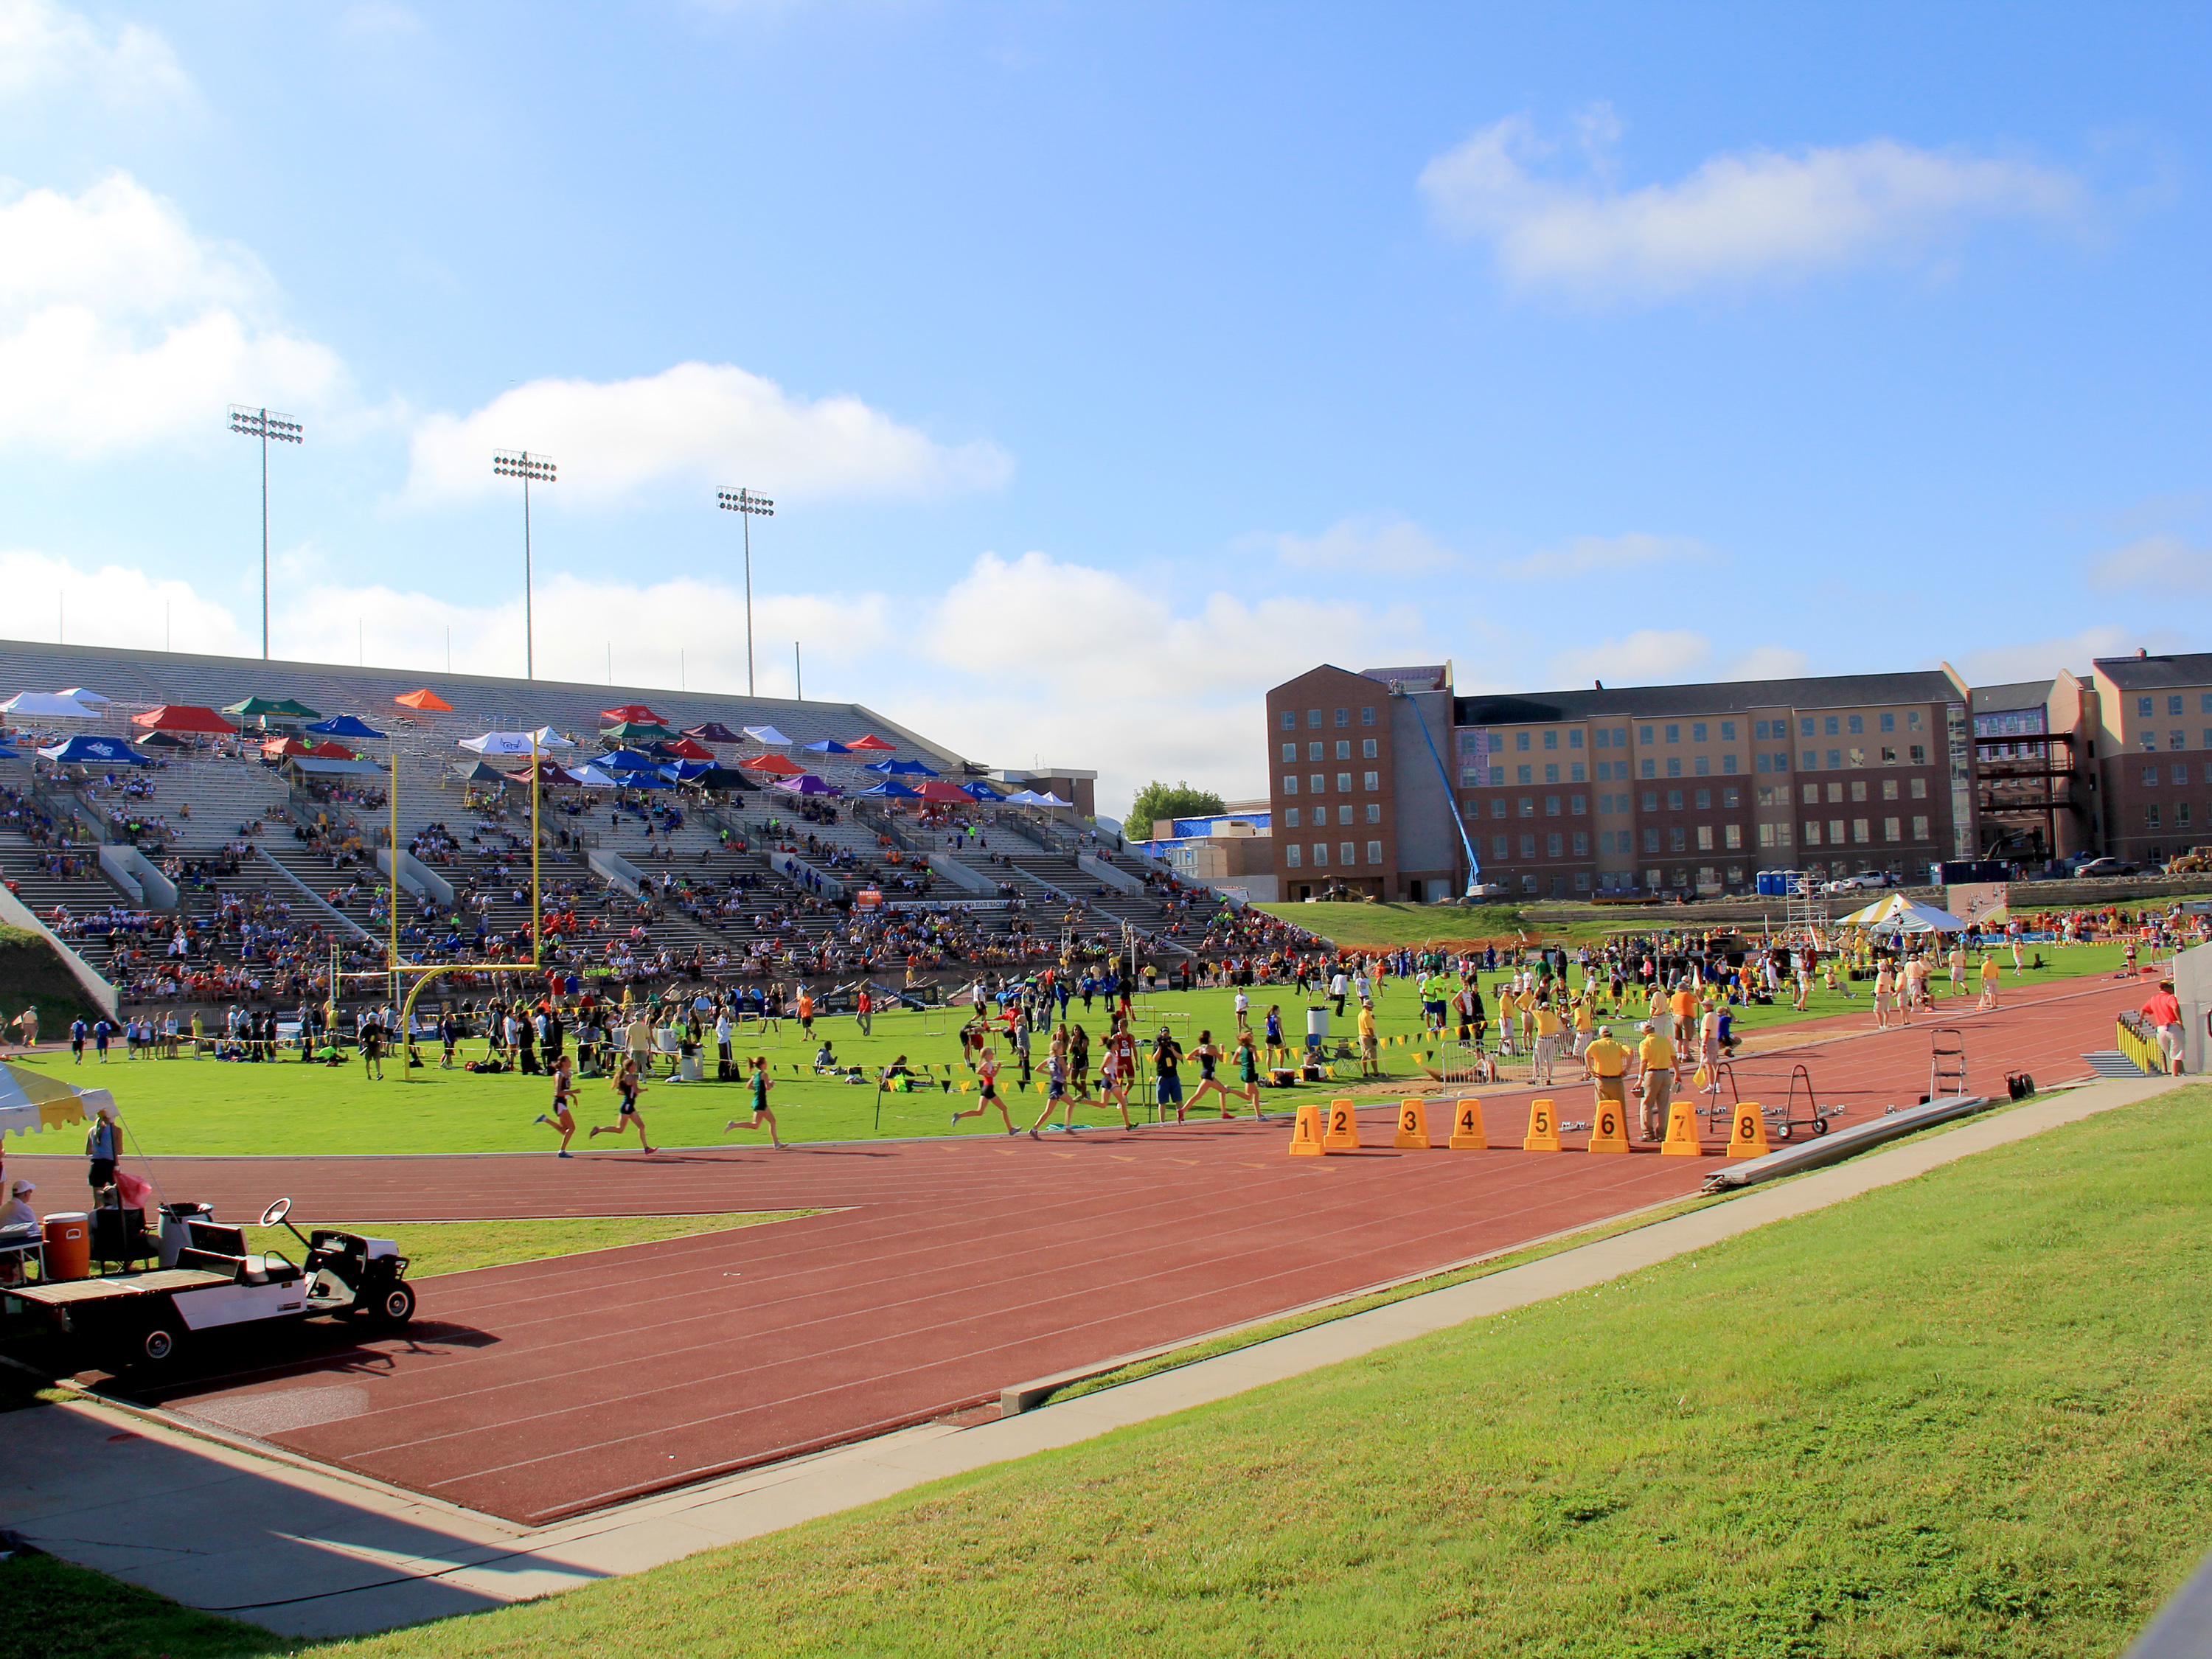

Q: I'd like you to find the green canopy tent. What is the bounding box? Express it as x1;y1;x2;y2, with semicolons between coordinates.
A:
600;720;677;742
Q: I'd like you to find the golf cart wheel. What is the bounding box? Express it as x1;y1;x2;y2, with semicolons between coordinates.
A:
1775;1120;1793;1142
373;1284;416;1326
1812;1117;1829;1137
140;1326;181;1365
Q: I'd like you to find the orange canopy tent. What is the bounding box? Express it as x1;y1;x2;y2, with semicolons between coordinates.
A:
740;753;804;776
394;688;453;712
261;736;313;757
846;734;897;751
132;705;236;734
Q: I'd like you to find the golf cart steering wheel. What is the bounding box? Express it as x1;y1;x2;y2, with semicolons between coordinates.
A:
260;1197;292;1228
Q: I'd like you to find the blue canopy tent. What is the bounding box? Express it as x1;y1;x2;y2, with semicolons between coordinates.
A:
964;781;1006;801
0;745;20;760
857;779;921;798
594;748;660;771
801;739;852;754
306;714;388;740
610;769;672;790
865;758;939;776
657;761;712;782
38;735;149;766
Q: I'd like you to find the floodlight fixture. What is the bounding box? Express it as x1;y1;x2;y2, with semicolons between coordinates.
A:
717;487;774;695
228;405;305;660
494;451;557;678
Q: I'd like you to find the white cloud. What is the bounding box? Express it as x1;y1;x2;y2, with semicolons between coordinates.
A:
1551;628;1709;685
1942;626;2187;686
0;173;346;455
1273;516;1458;574
1502;532;1713;580
2087;532;2211;594
0;0;191;107
403;363;1013;507
0;546;248;655
1725;645;1810;681
1418;116;2080;300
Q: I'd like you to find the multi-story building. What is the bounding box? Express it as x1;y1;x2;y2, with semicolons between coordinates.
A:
1972;673;2098;863
1265;661;1982;901
2089;650;2212;866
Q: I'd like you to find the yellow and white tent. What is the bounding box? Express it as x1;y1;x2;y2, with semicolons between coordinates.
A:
1834;893;1968;935
0;1060;114;1138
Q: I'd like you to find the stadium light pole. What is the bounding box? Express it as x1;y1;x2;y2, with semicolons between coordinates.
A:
228;406;304;660
717;487;773;695
494;451;556;679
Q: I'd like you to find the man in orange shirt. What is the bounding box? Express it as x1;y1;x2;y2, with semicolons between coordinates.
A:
2141;980;2185;1076
1668;982;1697;1051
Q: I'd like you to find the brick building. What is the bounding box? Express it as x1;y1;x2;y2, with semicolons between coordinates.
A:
2089;650;2212;866
1265;661;1982;900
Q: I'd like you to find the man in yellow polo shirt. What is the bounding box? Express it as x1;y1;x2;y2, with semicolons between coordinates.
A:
1635;1019;1676;1143
1530;998;1563;1085
1357;998;1380;1077
1571;992;1596;1059
1584;1024;1628;1127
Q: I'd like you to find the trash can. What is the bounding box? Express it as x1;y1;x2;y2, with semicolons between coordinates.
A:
42;1212;90;1281
1305;1005;1329;1052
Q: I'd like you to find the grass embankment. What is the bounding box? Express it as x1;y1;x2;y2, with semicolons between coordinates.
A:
2;947;2140;1159
13;1082;2208;1658
321;1210;818;1277
0;923;100;1046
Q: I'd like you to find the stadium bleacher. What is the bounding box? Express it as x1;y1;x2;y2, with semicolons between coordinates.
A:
0;637;1191;1012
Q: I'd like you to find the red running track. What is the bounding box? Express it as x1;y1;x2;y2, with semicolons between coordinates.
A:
7;969;2154;1525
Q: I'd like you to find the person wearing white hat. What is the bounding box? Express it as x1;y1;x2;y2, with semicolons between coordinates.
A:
0;1180;35;1285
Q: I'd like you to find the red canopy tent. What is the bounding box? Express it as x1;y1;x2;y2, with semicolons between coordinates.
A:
305;740;358;759
846;734;897;751
600;703;667;726
394;689;453;712
132;705;236;734
740;753;804;776
913;779;973;803
664;737;714;761
260;736;311;757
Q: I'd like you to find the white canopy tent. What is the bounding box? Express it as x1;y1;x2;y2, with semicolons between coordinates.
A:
461;728;575;756
741;725;791;745
1;691;100;720
1837;893;1968;935
56;686;111;707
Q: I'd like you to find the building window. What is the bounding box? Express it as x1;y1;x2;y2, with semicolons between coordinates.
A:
1517;764;1533;785
1308;709;1322;728
1280;710;1295;731
1909;711;1922;730
1641;726;1656;745
1822;715;1838;736
1308;742;1323;761
1282;776;1298;795
1758;823;1775;847
1284;807;1300;827
1363;771;1379;790
1847;714;1863;734
1492;800;1508;818
2177;765;2191;785
1773;752;1789;772
2147;805;2162;830
1694;788;1711;809
1540;763;1557;784
2138;696;2154;717
2144;766;2160;787
1688;722;1705;742
1492;835;1508;857
1831;818;1848;844
1547;832;1563;856
1756;754;1770;773
1722;787;1739;808
1365;840;1382;863
1573;832;1589;856
1312;842;1329;866
1804;821;1822;845
1775;823;1792;846
1666;758;1683;778
1543;730;1558;750
1571;794;1587;815
1880;712;1896;732
1910;744;1927;764
1545;796;1562;816
1642;759;1657;778
1310;773;1324;793
1490;766;1505;786
1725;824;1742;849
2142;734;2159;753
1519;797;1535;818
1644;791;1660;811
1696;825;1714;851
1285;844;1301;867
1516;731;1531;751
1722;754;1738;774
1666;724;1680;743
1667;790;1685;810
1912;815;1929;841
1366;803;1381;823
1694;756;1710;776
1335;773;1351;792
1281;742;1296;762
1459;767;1482;787
1363;737;1377;758
1569;730;1584;749
1910;777;1927;799
1669;827;1687;852
2174;731;2188;751
1823;749;1838;769
1334;708;1349;727
2180;803;2194;827
1852;818;1869;844
1883;817;1901;841
1570;762;1585;782
1334;740;1349;759
1361;706;1375;726
1520;834;1537;858
1642;829;1660;854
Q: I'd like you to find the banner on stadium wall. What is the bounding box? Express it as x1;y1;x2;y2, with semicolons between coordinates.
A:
1946;882;2009;928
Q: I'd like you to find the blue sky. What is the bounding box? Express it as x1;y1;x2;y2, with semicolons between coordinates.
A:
1;1;2206;814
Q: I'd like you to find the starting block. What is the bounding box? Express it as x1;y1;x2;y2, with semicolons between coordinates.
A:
1447;1097;1487;1150
1726;1102;1773;1160
1287;1102;1327;1156
1660;1098;1703;1157
1522;1097;1562;1152
1393;1099;1433;1150
1323;1098;1361;1150
1586;1097;1630;1155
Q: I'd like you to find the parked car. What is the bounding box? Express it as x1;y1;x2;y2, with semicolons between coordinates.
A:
1823;871;1895;894
2072;856;2139;878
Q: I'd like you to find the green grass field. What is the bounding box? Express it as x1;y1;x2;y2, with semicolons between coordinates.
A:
11;1082;2207;1659
7;945;2139;1159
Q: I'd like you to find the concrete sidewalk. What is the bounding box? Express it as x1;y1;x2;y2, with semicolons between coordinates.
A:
2;1071;2185;1641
